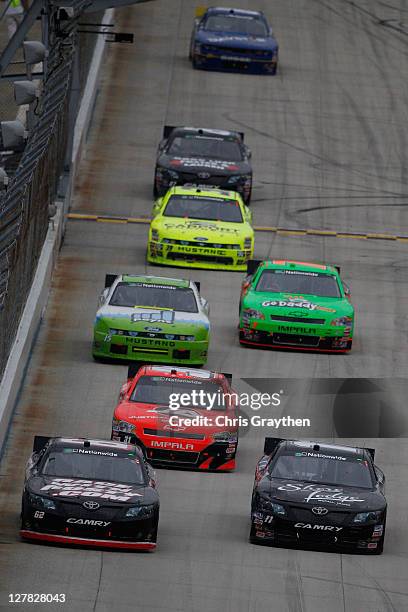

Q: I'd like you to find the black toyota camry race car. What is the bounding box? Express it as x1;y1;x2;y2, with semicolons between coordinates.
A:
20;437;159;551
250;438;387;553
153;126;253;204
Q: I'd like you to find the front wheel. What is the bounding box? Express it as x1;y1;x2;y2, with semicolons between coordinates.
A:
249;522;259;544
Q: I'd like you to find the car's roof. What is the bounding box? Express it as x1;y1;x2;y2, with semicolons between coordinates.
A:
170;126;242;140
256;260;339;275
281;440;368;460
141;365;220;380
50;437;144;457
166;185;241;201
119;275;191;289
207;7;263;19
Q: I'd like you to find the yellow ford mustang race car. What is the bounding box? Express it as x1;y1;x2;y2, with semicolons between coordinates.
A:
147;185;254;271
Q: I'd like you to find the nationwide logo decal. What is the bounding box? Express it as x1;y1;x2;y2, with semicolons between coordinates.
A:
40;479;143;502
262;296;336;313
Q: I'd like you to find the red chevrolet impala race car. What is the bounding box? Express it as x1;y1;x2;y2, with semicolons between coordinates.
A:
111;365;239;471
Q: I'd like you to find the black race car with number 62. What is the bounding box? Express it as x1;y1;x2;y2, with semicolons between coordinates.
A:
20;437;160;551
251;438;387;553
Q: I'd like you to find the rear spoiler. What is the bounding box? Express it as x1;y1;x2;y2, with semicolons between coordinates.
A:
163;125;245;142
128;363;143;380
194;281;200;293
33;436;51;454
247;259;262;276
264;437;285;455
222;372;232;384
334;265;341;274
105;274;118;288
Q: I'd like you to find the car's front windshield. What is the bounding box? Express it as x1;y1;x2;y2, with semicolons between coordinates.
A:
167;135;242;161
256;270;341;297
130;376;229;410
109;283;198;313
269;452;374;489
41;450;146;485
204;14;268;37
163;196;243;223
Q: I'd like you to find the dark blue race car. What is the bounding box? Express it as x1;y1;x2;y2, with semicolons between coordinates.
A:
189;7;279;75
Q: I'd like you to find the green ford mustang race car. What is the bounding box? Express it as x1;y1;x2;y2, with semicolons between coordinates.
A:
239;260;354;352
93;274;210;365
147;185;254;271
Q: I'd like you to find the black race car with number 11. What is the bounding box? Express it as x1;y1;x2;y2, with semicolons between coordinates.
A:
20;437;159;551
250;438;387;553
154;126;253;204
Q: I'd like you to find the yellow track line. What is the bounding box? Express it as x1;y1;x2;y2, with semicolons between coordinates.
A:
66;213;407;243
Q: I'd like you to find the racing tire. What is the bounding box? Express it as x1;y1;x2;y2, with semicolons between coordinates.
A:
347;339;353;351
249;522;259;544
243;186;252;206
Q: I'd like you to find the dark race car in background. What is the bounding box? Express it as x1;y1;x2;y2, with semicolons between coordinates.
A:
154;126;253;204
21;437;159;551
189;7;279;75
250;438;387;554
112;364;239;471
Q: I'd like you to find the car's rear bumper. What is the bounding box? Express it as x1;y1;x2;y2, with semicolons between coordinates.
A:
21;530;156;550
148;245;251;272
193;53;277;75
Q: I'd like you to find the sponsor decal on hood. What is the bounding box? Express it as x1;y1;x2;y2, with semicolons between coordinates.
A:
261;296;336;313
169;157;239;171
39;478;144;502
276;483;365;506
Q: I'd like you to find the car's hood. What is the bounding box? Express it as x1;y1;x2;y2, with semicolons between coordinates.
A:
96;306;209;332
28;475;152;504
244;292;353;319
158;154;250;176
116;404;238;436
258;478;385;510
154;217;250;243
197;30;277;51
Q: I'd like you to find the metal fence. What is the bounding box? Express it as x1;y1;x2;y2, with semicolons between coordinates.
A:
0;5;102;380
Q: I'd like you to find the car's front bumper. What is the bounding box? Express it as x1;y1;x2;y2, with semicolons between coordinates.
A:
148;241;252;271
93;331;208;365
21;506;158;550
239;320;353;352
20;530;156;550
193;52;277;75
251;512;384;552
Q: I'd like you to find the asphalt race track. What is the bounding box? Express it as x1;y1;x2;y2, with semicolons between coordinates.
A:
1;1;408;610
